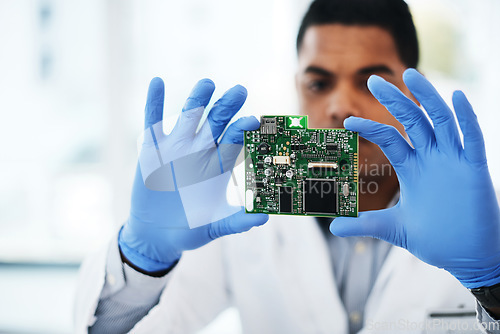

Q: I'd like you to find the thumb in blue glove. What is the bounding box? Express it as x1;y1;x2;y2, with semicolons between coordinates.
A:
330;68;500;289
119;77;268;273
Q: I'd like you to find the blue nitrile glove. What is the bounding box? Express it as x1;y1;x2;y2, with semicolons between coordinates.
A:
330;68;500;289
119;77;269;272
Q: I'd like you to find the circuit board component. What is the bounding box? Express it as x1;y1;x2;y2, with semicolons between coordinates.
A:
244;115;358;217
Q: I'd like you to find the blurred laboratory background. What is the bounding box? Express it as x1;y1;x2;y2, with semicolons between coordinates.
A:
0;0;499;333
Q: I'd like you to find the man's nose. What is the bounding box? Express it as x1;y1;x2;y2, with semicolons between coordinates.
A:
325;83;361;124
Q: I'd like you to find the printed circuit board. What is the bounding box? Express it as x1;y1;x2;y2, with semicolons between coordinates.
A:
244;115;358;217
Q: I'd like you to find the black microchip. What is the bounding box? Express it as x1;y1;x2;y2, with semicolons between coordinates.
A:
292;144;306;150
326;144;338;151
256;162;264;169
279;186;293;213
256;182;264;188
304;179;337;214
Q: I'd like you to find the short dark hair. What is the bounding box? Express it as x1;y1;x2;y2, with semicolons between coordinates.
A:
297;0;419;68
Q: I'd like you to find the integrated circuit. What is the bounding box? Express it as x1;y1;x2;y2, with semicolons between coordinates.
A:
304;179;337;215
244;115;358;217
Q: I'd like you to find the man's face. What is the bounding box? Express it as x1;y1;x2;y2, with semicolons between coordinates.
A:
296;24;413;180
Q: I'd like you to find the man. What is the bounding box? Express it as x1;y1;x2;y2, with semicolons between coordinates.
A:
75;0;500;333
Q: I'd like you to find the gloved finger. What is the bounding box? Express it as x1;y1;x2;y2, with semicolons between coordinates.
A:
207;208;269;240
172;79;216;139
403;69;461;154
368;75;435;151
182;78;216;112
218;116;261;172
220;116;260;145
330;208;401;246
180;209;268;251
144;77;165;129
344;117;412;169
452;90;486;164
207;85;248;142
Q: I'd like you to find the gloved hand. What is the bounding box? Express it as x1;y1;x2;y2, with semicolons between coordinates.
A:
330;68;500;289
119;77;269;273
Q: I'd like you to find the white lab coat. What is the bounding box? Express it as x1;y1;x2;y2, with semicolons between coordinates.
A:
75;215;483;333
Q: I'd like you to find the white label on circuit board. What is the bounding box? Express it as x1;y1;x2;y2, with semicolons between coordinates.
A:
245;190;254;212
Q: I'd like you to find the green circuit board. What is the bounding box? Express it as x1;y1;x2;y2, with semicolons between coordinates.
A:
244;115;358;217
